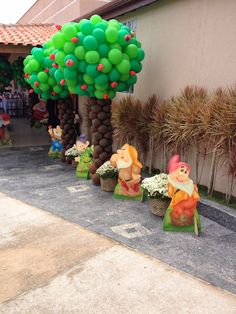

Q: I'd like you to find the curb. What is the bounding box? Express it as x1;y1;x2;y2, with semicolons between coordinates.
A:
198;199;236;232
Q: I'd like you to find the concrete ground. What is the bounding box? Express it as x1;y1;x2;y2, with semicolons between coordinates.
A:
0;192;236;314
0;146;235;296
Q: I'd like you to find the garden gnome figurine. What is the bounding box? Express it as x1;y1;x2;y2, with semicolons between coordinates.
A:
75;134;93;179
163;155;201;234
48;125;62;159
110;144;143;200
0;113;11;145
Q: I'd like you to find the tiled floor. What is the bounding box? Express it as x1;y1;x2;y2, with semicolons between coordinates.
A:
7;118;50;147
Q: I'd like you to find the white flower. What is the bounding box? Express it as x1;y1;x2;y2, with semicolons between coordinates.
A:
141;173;169;198
96;161;118;178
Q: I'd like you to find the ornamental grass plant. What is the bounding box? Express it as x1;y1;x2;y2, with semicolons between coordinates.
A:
111;85;236;204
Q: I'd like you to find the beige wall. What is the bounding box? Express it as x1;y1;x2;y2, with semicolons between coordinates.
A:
117;0;236;100
115;0;236;196
18;0;111;24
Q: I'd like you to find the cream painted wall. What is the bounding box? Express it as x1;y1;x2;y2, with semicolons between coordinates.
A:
18;0;111;24
115;0;236;196
117;0;236;100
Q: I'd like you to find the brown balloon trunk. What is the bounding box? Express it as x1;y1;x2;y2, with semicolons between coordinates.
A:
88;97;113;185
58;98;77;161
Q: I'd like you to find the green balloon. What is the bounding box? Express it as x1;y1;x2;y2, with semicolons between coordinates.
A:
94;74;108;85
66;79;77;86
64;42;76;54
108;89;116;99
41;92;50;100
116;82;128;92
64;54;78;68
23;65;30;75
49;68;57;77
78;61;87;73
125;44;138;59
92;28;105;44
80;20;94;35
29;74;38;85
94;90;104;99
136;48;145;62
75;86;87;96
109;43;122;51
62;24;77;40
38;71;48;83
105;27;118;43
84;35;98;50
108;21;121;31
109;68;120;81
122;53;129;60
53;85;63;93
78;73;83;82
55;51;65;66
126;75;137;86
54;69;64;83
90;15;102;25
120;73;129;82
39;83;50;92
95;83;108;91
44;57;53;68
74;46;86;60
64;68;77;80
52;32;65;49
23;55;32;66
85;51;100;64
87;85;95;94
60;90;69;99
48;77;56;87
130;60;142;73
100;58;112;73
68;85;77;93
29;60;40;72
83;73;94;85
33;48;44;62
97;44;109;58
118;29;129;46
94;22;107;31
86;64;99;78
116;60;131;74
108;49;122;65
77;32;85;44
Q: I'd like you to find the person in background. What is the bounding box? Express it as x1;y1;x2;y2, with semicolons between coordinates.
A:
46;99;60;128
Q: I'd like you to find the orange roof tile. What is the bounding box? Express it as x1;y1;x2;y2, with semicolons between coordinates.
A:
0;24;57;46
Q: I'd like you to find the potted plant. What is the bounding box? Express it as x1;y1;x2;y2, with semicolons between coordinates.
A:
141;173;170;216
96;161;118;192
65;146;80;167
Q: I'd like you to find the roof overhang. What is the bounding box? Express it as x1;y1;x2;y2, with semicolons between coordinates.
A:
73;0;158;21
0;44;32;54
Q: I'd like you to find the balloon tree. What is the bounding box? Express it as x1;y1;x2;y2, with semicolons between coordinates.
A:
0;56;13;92
23;15;145;183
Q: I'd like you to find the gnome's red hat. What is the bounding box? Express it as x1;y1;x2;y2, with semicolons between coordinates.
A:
168;155;190;174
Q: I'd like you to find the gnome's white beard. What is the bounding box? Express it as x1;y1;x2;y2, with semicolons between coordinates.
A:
117;155;132;170
168;176;194;196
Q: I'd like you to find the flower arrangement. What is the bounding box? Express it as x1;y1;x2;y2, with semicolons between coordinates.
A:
96;161;118;179
141;173;169;199
65;146;80;158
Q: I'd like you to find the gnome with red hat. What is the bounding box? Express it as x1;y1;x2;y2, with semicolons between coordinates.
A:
163;155;201;234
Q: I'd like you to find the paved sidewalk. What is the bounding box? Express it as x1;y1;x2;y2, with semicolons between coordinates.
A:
0;146;235;295
0;192;236;314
